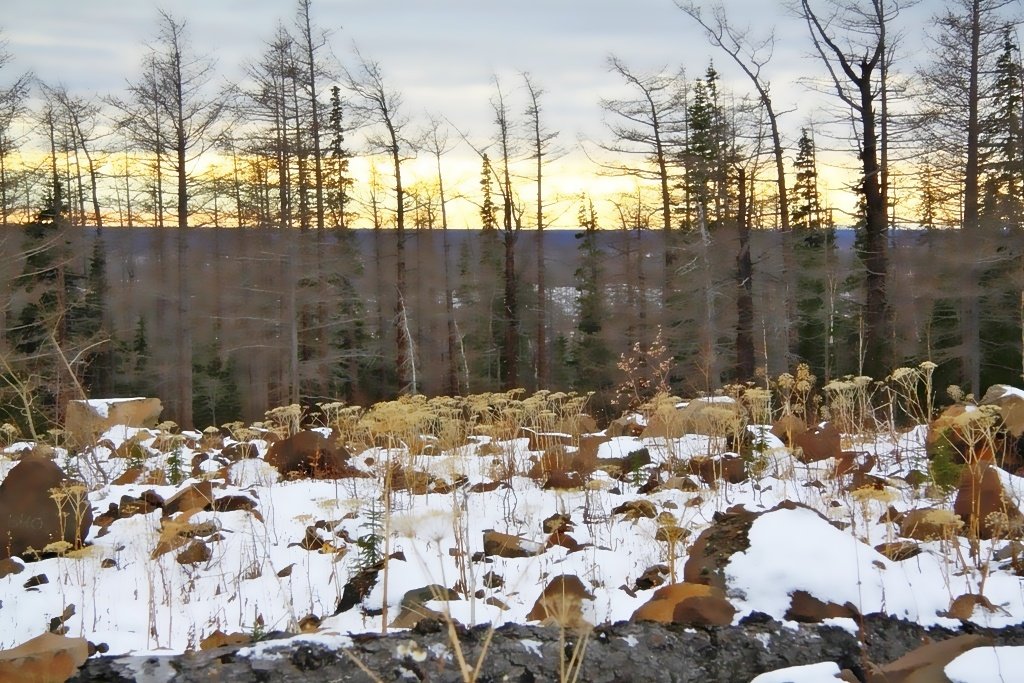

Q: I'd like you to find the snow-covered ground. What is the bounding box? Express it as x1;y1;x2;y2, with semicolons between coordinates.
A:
2;400;1023;680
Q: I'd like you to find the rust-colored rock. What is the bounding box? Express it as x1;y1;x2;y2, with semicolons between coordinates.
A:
611;499;657;521
631;582;735;627
954;462;1024;539
897;507;963;541
163;481;214;516
794;422;842;462
687;454;747;485
483;530;543;558
526;575;594;628
946;593;1002;620
785;590;859;622
0;557;24;578
771;414;807;446
176;540;212;565
865;634;991;683
64;397;162;447
0;632;90;683
199;630;252;651
0;459;92;560
606;415;644;438
264;430;355;479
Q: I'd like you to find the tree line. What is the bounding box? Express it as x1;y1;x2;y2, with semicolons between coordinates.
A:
0;0;1023;429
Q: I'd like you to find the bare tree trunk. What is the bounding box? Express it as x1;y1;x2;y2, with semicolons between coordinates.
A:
735;168;755;381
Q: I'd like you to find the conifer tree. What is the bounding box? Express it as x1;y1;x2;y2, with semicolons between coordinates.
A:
980;31;1024;229
791;128;822;230
326;85;355;228
571;194;613;410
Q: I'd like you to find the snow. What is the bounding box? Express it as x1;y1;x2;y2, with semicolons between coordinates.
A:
945;646;1024;683
1;402;1023;677
750;661;844;682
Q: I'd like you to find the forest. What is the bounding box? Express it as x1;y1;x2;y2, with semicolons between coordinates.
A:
1;0;1023;429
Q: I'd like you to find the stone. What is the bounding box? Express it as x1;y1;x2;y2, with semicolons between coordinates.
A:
390;584;459;629
163;481;214;515
199;630;252;651
632;582;735;627
980;384;1024;437
605;415;644;438
896;507;963;541
688;454;748;485
0;632;89;683
519;428;574;452
221;441;259;461
264;430;355;479
176;540;212;565
874;541;922;562
683;504;758;590
677;397;748;437
64;397;162;447
770;414;808;446
482;530;543;558
526;575;594;628
611;499;657;521
0;557;24;578
571;434;609;474
785;590;859;622
0;458;92;560
946;593;1002;621
794;422;842;462
953;462;1024;539
865;634;992;683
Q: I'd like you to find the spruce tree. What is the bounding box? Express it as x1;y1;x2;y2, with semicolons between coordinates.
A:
791;128;822;230
571;194;614;411
980;32;1024;229
326;85;355;229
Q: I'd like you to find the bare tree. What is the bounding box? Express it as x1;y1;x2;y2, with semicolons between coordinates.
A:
596;56;687;232
676;1;790;231
295;0;331;231
346;50;416;393
522;73;559;388
800;0;891;378
0;36;31;226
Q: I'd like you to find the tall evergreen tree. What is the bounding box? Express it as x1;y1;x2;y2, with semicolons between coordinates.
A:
980;31;1024;229
791;128;822;230
571;194;614;411
326;85;355;228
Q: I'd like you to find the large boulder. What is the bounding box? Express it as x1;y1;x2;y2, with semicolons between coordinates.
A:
631;582;735;626
0;632;90;683
953;462;1024;539
264;430;354;479
0;458;92;560
64;398;162;446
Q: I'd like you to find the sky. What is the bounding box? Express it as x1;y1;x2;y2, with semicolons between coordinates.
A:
0;0;934;227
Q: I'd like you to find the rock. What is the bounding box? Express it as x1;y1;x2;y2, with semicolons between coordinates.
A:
482;530;543;559
946;593;1002;620
572;435;609;474
0;632;89;683
794;422;842;462
264;430;355;479
896;507;963;541
163;481;214;516
611;499;657;521
0;458;92;560
874;541;922;562
633;565;670;591
199;630;252;651
865;633;991;683
542;513;573;534
687;454;747;485
0;557;24;578
390;584;460;629
632;582;735;627
980;384;1024;437
519;428;574;452
785;590;859;622
678;397;748;437
953;462;1024;539
771;414;808;446
221;442;259;461
606;415;645;438
683;504;758;590
526;575;594;628
62;615;1024;683
176;541;212;565
64;397;162;447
